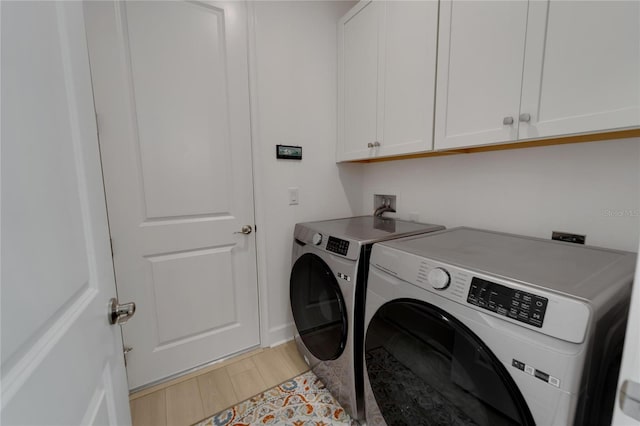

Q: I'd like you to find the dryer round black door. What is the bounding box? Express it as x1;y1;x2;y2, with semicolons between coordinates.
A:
365;299;535;426
290;253;347;361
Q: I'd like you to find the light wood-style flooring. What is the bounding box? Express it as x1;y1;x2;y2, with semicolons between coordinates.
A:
129;341;309;426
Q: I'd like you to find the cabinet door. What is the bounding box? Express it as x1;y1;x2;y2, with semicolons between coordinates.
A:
337;1;380;161
435;0;528;150
520;1;640;140
378;1;438;157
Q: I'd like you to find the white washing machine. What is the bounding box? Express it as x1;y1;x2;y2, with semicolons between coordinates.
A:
363;227;637;426
289;216;444;421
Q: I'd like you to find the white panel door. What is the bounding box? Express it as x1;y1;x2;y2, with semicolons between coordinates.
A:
435;0;528;150
378;0;438;158
338;0;380;161
84;0;260;389
1;2;130;424
519;1;640;140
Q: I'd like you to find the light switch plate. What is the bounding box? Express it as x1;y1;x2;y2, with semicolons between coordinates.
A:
288;187;299;205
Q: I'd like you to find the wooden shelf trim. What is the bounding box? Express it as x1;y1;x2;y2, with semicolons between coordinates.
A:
351;128;640;164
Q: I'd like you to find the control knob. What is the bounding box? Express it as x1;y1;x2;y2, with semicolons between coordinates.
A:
312;233;323;245
428;267;450;290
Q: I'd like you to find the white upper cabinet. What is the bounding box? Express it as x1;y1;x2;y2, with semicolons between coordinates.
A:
436;0;640;151
435;0;528;150
519;1;640;140
339;1;379;161
338;1;438;162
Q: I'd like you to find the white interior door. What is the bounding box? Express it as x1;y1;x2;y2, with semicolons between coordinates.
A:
1;2;131;424
84;0;260;389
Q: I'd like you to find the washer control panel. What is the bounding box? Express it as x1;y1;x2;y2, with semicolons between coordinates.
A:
467;277;548;328
370;244;591;343
326;236;350;256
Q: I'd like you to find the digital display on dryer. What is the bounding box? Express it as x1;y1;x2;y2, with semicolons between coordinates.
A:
467;277;548;328
326;237;350;256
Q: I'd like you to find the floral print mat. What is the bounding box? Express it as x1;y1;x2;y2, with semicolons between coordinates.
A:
193;370;354;426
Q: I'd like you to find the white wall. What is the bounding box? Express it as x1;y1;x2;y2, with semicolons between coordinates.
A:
249;2;639;347
359;138;640;252
251;1;362;346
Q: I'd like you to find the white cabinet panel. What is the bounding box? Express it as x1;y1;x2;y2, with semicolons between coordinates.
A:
520;1;640;140
435;0;528;150
338;0;438;162
339;1;379;161
379;1;438;158
436;0;639;152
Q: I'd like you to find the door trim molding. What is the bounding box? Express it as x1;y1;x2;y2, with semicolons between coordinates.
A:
246;1;271;348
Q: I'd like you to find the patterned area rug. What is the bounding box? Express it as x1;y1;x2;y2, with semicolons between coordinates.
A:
194;371;354;426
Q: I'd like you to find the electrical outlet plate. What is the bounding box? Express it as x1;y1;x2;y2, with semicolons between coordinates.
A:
552;231;586;245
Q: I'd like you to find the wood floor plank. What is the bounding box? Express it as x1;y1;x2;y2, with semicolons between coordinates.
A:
129;341;308;424
129;347;263;401
130;390;167;426
252;348;297;388
225;357;256;377
279;340;310;375
197;367;238;416
165;378;205;426
228;367;267;402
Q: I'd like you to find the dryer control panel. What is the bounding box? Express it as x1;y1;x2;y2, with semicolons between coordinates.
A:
326;237;350;256
467;277;548;328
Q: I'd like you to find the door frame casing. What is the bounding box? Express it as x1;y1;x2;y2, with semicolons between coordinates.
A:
246;1;272;349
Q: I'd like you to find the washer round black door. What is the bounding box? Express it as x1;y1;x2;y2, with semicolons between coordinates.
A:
290;253;347;361
365;299;535;426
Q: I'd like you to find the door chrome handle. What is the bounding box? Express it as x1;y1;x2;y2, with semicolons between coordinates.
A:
503;116;514;125
234;225;253;235
519;113;531;123
109;298;136;325
367;142;374;148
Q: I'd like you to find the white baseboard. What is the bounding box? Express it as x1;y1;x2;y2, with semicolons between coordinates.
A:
267;323;295;347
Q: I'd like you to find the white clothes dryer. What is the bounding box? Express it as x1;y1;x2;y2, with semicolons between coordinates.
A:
289;216;444;421
363;227;636;426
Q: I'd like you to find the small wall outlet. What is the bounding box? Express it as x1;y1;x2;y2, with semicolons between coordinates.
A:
552;231;586;245
374;194;396;214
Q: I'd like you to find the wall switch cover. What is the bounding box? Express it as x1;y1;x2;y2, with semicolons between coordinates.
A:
288;187;299;205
